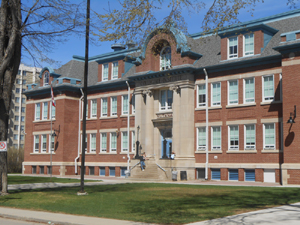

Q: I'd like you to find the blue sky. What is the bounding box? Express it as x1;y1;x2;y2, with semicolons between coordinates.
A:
21;0;299;69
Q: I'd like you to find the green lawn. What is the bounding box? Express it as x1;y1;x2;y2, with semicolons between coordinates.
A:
8;176;99;184
1;183;300;224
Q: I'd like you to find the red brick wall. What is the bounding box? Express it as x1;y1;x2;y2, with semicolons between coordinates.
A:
287;170;300;184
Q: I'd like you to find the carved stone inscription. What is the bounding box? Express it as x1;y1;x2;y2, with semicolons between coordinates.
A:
157;113;173;118
136;74;188;87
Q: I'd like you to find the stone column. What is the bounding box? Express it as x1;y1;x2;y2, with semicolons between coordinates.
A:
134;90;144;156
170;85;181;158
143;89;155;158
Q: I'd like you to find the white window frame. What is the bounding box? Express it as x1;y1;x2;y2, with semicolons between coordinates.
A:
160;46;171;71
159;89;173;111
122;95;129;115
35;103;40;121
34;135;39;153
41;134;47;152
244;124;256;150
112;62;118;79
101;98;108;117
197;127;206;150
228;125;239;150
228;36;238;59
244;33;254;56
131;94;135;114
197;84;206;107
43;72;49;86
111;97;117;116
42;102;48;120
262;75;274;102
243;77;255;103
100;133;107;152
102;63;109;81
228;80;238;105
110;132;117;152
211;82;221;106
121;131;128;152
15;97;20;103
90;133;96;152
91;99;97;118
263;123;275;150
211;126;221;150
131;131;135;152
49;134;54;152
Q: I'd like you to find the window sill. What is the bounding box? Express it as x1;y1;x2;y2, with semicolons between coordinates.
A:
120;152;135;154
120;114;135;118
195;150;222;154
30;152;56;155
260;101;282;106
226;103;256;108
226;150;257;153
195;106;222;111
156;110;173;115
99;116;118;120
261;149;282;153
86;152;97;155
87;118;97;121
33;119;56;123
99;152;117;155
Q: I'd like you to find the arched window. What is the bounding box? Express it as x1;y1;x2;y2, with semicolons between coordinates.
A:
160;46;171;71
44;71;49;86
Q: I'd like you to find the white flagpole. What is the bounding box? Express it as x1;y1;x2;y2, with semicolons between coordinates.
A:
50;84;53;180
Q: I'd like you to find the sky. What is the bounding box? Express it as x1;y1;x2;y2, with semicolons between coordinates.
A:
21;0;300;69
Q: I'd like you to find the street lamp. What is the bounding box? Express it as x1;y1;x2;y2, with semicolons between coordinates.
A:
287;105;296;124
135;126;140;159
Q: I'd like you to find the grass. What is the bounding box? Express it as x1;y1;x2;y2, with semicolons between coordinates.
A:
8;176;99;185
1;183;300;224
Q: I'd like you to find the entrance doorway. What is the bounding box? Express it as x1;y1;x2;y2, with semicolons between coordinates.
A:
161;129;172;159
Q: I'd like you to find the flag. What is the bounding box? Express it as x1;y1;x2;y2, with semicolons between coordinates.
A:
51;84;56;107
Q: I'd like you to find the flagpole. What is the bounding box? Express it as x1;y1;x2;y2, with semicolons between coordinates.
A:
50;84;53;181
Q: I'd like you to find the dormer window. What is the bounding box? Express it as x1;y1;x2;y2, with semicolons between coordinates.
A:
244;33;254;56
228;37;238;59
102;63;108;81
112;62;118;79
44;71;49;86
160;46;171;70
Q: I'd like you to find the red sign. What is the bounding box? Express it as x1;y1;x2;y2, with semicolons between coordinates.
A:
0;141;7;152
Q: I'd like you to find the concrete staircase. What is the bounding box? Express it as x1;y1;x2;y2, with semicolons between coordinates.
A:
130;159;169;180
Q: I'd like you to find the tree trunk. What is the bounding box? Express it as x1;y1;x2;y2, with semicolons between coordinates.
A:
0;0;22;194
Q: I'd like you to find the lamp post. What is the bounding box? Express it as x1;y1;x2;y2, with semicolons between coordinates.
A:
287;105;296;124
135;126;140;159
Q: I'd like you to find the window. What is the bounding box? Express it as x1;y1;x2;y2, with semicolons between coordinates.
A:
91;99;97;118
112;62;118;79
22;71;27;76
44;71;49;86
32;166;37;174
131;95;135;114
18;70;21;75
102;63;108;81
16;79;21;84
229;169;239;181
51;103;55;119
90;134;96;152
197;84;206;107
122;132;128;152
109;167;115;176
21;116;25;122
197;127;206;150
100;133;107;152
14;125;19;131
15;97;20;103
42;134;47;152
212;127;221;150
264;123;275;149
15;116;19;121
20;135;24;141
89;167;94;175
211;82;221;106
35;103;40;120
40;166;44;174
85;102;88;118
42;102;48;120
99;167;105;176
245;124;255;149
111;97;117;116
228;36;238;58
13;144;18;149
34;135;39;152
47;166;52;174
122;95;128;115
228;80;238;104
22;98;26;104
211;169;221;180
132;131;135;152
245;169;255;181
244;78;255;103
21;125;24;131
49;134;55;152
101;98;108;117
16;88;20;93
110;132;117;152
15;106;19;112
263;75;274;101
160;90;173;111
13;134;18;140
160;46;171;70
244;33;254;56
21;107;25;113
229;125;239;150
23;80;26;84
84;135;87;152
121;167;127;177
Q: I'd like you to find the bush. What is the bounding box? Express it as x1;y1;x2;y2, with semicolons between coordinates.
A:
7;147;24;173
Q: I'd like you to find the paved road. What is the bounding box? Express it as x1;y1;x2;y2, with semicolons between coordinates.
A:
0;217;46;225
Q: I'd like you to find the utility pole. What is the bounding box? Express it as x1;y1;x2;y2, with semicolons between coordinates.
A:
79;0;90;194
